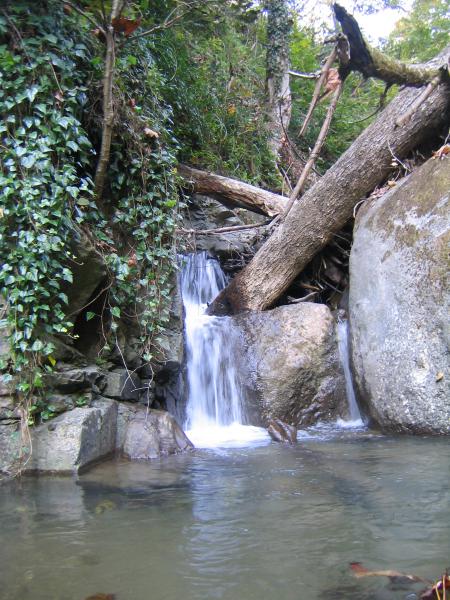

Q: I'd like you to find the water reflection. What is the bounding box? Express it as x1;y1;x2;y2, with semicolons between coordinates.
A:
0;432;449;600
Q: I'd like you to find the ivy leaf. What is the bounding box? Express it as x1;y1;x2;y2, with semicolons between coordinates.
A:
21;154;36;169
86;311;96;321
26;85;39;102
110;306;121;318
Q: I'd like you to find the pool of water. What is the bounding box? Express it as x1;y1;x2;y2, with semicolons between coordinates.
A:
1;426;448;600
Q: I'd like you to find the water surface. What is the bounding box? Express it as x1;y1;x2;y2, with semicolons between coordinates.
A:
1;429;448;600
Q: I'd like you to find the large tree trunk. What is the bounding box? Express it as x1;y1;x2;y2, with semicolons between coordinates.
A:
208;48;450;315
265;0;292;158
178;165;287;217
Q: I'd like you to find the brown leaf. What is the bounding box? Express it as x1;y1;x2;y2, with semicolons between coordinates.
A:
128;98;136;109
111;17;141;37
324;68;341;93
435;372;444;382
84;594;115;600
143;127;159;139
349;562;426;583
63;3;72;14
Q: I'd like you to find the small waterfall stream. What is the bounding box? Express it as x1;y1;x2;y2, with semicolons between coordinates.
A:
180;252;268;448
336;317;364;426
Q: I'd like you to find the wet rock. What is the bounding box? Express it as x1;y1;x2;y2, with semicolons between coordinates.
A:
63;228;107;316
0;399;118;475
103;369;141;401
349;157;450;434
0;396;20;420
46;364;105;394
236;303;347;427
119;403;193;460
0;421;21;473
267;419;297;443
183;195;265;273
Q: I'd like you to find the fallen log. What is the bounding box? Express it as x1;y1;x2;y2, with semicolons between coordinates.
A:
333;4;448;87
177;164;287;217
208;45;450;315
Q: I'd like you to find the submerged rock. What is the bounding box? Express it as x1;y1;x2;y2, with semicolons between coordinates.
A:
118;403;193;460
349;157;450;434
236;303;347;427
267;419;297;443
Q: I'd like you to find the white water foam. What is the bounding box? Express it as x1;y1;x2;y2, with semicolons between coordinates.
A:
180;253;269;449
336;317;365;427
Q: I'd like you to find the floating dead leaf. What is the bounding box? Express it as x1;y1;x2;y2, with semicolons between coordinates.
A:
435;371;444;382
143;127;159;139
111;17;141;37
349;562;427;583
84;594;115;600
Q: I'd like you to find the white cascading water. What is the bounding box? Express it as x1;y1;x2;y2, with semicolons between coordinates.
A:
180;252;268;448
336;317;364;427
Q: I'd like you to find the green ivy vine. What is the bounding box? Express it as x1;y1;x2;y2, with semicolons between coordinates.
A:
0;3;183;419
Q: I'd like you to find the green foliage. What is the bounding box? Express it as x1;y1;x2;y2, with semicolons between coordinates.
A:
0;2;182;416
385;0;449;61
289;23;395;169
153;7;279;187
0;6;96;384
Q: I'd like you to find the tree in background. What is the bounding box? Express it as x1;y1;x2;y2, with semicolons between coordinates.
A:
265;0;293;157
386;0;450;61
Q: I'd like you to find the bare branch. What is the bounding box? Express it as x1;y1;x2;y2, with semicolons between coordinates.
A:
395;73;442;127
55;0;103;35
289;70;320;79
177;222;271;236
283;81;344;219
298;47;337;139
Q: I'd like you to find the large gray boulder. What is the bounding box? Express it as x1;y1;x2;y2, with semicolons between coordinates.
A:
349;157;450;433
117;403;193;460
236;303;347;426
0;400;117;475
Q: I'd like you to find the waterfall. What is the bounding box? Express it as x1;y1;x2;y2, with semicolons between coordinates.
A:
180;252;268;448
336;317;364;426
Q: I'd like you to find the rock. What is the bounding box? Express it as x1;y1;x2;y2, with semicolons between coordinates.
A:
0;396;19;420
183;195;265;273
29;400;117;474
267;419;297;443
118;403;193;460
103;369;141;401
46;364;105;394
349;157;450;434
0;400;117;474
42;393;76;414
0;422;22;473
236;303;347;427
63;228;107;316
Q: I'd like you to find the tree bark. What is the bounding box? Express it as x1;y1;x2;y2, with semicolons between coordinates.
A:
265;0;292;157
94;24;115;201
178;165;287;217
208;46;450;315
334;4;446;86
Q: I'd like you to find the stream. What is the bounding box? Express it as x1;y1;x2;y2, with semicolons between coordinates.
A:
1;432;449;600
1;253;448;600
